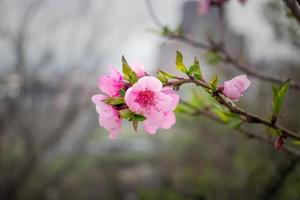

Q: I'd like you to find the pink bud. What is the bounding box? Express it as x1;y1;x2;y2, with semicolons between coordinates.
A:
198;0;211;15
221;75;251;101
274;137;284;150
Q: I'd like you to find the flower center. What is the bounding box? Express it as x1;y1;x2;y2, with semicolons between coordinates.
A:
135;90;156;107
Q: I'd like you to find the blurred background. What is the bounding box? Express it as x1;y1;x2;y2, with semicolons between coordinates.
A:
1;0;300;199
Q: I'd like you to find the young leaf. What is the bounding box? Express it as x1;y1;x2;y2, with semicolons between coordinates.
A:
209;75;218;92
157;73;168;84
119;109;134;120
272;79;290;117
102;97;125;105
176;51;188;73
188;57;202;80
122;56;138;84
157;70;177;79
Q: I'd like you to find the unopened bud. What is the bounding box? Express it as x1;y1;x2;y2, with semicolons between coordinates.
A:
274;136;284;150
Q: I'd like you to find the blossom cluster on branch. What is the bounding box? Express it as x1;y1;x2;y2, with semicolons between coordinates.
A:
92;59;180;139
92;52;251;139
92;51;300;156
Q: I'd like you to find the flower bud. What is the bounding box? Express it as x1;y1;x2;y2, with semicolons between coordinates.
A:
274;136;284;150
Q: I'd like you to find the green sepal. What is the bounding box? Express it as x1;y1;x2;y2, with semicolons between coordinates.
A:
102;97;125;105
119;88;126;97
133;114;146;121
119;109;134;120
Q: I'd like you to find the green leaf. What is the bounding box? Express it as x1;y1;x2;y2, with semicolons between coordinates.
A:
122;56;138;84
157;70;177;84
272;79;290;117
157;70;177;79
206;51;223;65
133;114;146;121
188;57;202;80
119;109;134;120
176;51;188;73
102;97;125;105
209;75;218;92
157;73;168;84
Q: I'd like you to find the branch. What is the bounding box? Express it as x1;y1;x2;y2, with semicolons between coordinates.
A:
180;100;300;157
144;0;300;90
166;33;300;90
169;78;300;141
258;157;300;200
282;0;300;25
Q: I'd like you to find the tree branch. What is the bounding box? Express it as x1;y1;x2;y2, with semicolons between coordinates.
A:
180;100;300;157
144;0;300;90
282;0;300;25
168;77;300;141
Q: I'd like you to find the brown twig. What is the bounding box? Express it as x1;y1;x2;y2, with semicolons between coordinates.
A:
144;0;300;90
167;33;300;89
169;78;300;141
180;100;300;157
282;0;300;25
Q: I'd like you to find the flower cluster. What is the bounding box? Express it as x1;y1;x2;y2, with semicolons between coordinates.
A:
198;0;247;15
91;60;179;139
92;52;251;139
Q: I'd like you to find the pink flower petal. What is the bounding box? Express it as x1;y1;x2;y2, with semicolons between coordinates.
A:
98;66;124;97
222;75;251;101
160;112;176;129
161;87;180;111
131;62;146;78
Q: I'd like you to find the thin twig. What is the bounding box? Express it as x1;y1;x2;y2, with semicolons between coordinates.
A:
181;100;300;157
169;78;300;141
144;0;300;90
282;0;300;25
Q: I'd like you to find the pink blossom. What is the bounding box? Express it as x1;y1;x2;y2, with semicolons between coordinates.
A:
131;62;146;78
221;75;251;101
125;76;179;134
198;0;211;15
91;94;122;139
98;66;124;97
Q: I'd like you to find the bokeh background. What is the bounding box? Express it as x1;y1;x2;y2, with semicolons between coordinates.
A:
1;0;300;199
